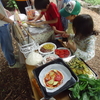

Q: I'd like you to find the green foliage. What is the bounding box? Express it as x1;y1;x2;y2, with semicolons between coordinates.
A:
85;0;100;5
69;74;100;100
7;0;18;10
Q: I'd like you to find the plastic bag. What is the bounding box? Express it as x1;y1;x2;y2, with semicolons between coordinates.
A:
25;6;35;20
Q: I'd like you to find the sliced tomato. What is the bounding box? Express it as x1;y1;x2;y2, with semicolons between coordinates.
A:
54;74;63;81
55;49;59;55
64;51;69;54
59;51;64;55
64;54;69;58
55;49;70;58
59;54;65;58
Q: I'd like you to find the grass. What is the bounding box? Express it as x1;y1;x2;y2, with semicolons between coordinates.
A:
85;0;100;5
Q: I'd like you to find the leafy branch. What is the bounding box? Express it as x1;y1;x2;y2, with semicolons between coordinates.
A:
7;0;18;10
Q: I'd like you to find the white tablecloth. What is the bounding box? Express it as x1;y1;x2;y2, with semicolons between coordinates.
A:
28;24;54;44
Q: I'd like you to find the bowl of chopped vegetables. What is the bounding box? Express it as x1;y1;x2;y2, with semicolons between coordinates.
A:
38;42;57;55
55;47;71;58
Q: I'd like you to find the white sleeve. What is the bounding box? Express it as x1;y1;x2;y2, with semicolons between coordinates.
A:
74;36;96;61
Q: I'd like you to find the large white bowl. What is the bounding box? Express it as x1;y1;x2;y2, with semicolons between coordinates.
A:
38;42;57;55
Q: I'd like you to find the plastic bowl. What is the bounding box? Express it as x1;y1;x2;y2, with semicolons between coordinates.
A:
43;54;59;64
38;42;57;55
55;47;71;58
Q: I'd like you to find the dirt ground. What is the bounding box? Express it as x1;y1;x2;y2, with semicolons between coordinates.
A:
0;39;34;100
0;3;100;100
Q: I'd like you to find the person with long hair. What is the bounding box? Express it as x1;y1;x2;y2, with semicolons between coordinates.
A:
64;14;98;61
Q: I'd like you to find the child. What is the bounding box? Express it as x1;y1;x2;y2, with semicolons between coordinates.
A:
60;0;81;36
0;2;22;68
56;0;71;30
31;0;65;39
64;14;98;61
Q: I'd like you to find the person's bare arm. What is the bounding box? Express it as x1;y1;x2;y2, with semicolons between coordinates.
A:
35;18;58;26
0;13;13;24
52;26;64;34
34;13;43;21
4;8;12;17
29;13;43;23
43;18;58;24
52;26;69;37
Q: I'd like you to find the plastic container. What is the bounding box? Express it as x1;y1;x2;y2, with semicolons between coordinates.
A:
25;6;35;20
38;42;57;55
18;40;39;58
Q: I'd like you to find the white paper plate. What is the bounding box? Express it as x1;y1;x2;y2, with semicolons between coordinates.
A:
39;64;72;93
38;42;57;55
